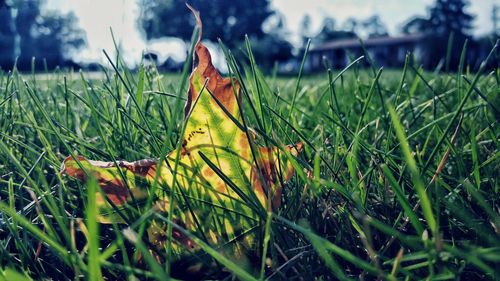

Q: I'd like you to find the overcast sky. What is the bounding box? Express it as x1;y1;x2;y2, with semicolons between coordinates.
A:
47;0;499;65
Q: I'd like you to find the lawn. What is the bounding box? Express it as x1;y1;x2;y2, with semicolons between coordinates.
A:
0;41;499;281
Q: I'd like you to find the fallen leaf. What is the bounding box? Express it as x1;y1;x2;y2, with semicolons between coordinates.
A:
62;7;303;259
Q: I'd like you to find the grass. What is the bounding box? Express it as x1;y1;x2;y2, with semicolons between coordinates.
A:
0;37;499;280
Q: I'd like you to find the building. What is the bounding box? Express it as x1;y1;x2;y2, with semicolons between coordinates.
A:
307;34;424;72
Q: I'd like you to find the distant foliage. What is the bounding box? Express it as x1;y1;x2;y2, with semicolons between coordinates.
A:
0;1;15;70
362;15;388;38
308;15;389;46
139;0;293;69
140;0;273;46
403;0;474;36
403;0;475;70
1;0;86;70
237;12;294;69
313;17;357;44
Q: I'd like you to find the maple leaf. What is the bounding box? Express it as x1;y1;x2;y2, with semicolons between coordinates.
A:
62;7;303;258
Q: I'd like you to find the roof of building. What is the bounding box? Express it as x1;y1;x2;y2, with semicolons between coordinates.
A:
310;34;425;52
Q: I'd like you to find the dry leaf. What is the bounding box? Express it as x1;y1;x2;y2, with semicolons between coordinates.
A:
62;7;303;258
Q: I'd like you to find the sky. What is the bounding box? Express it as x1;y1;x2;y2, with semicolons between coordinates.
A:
47;0;499;66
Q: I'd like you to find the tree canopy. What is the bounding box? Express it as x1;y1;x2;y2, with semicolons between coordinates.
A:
311;17;357;45
403;0;474;37
0;0;86;70
139;0;293;71
140;0;273;46
362;15;388;38
0;0;15;69
403;0;475;70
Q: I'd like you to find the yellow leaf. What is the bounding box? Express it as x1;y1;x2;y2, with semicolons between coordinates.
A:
62;7;303;260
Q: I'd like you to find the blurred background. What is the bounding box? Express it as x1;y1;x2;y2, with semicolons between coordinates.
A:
0;0;498;73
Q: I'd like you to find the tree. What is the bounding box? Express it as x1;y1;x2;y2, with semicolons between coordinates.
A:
402;17;427;34
139;0;292;72
314;17;356;44
139;0;273;47
493;5;499;36
402;0;475;70
31;11;86;68
243;13;293;69
342;17;359;34
0;0;16;69
403;0;474;37
13;0;86;70
299;14;312;46
362;15;388;38
14;0;40;68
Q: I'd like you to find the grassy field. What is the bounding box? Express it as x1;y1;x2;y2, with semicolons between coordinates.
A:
0;40;499;281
